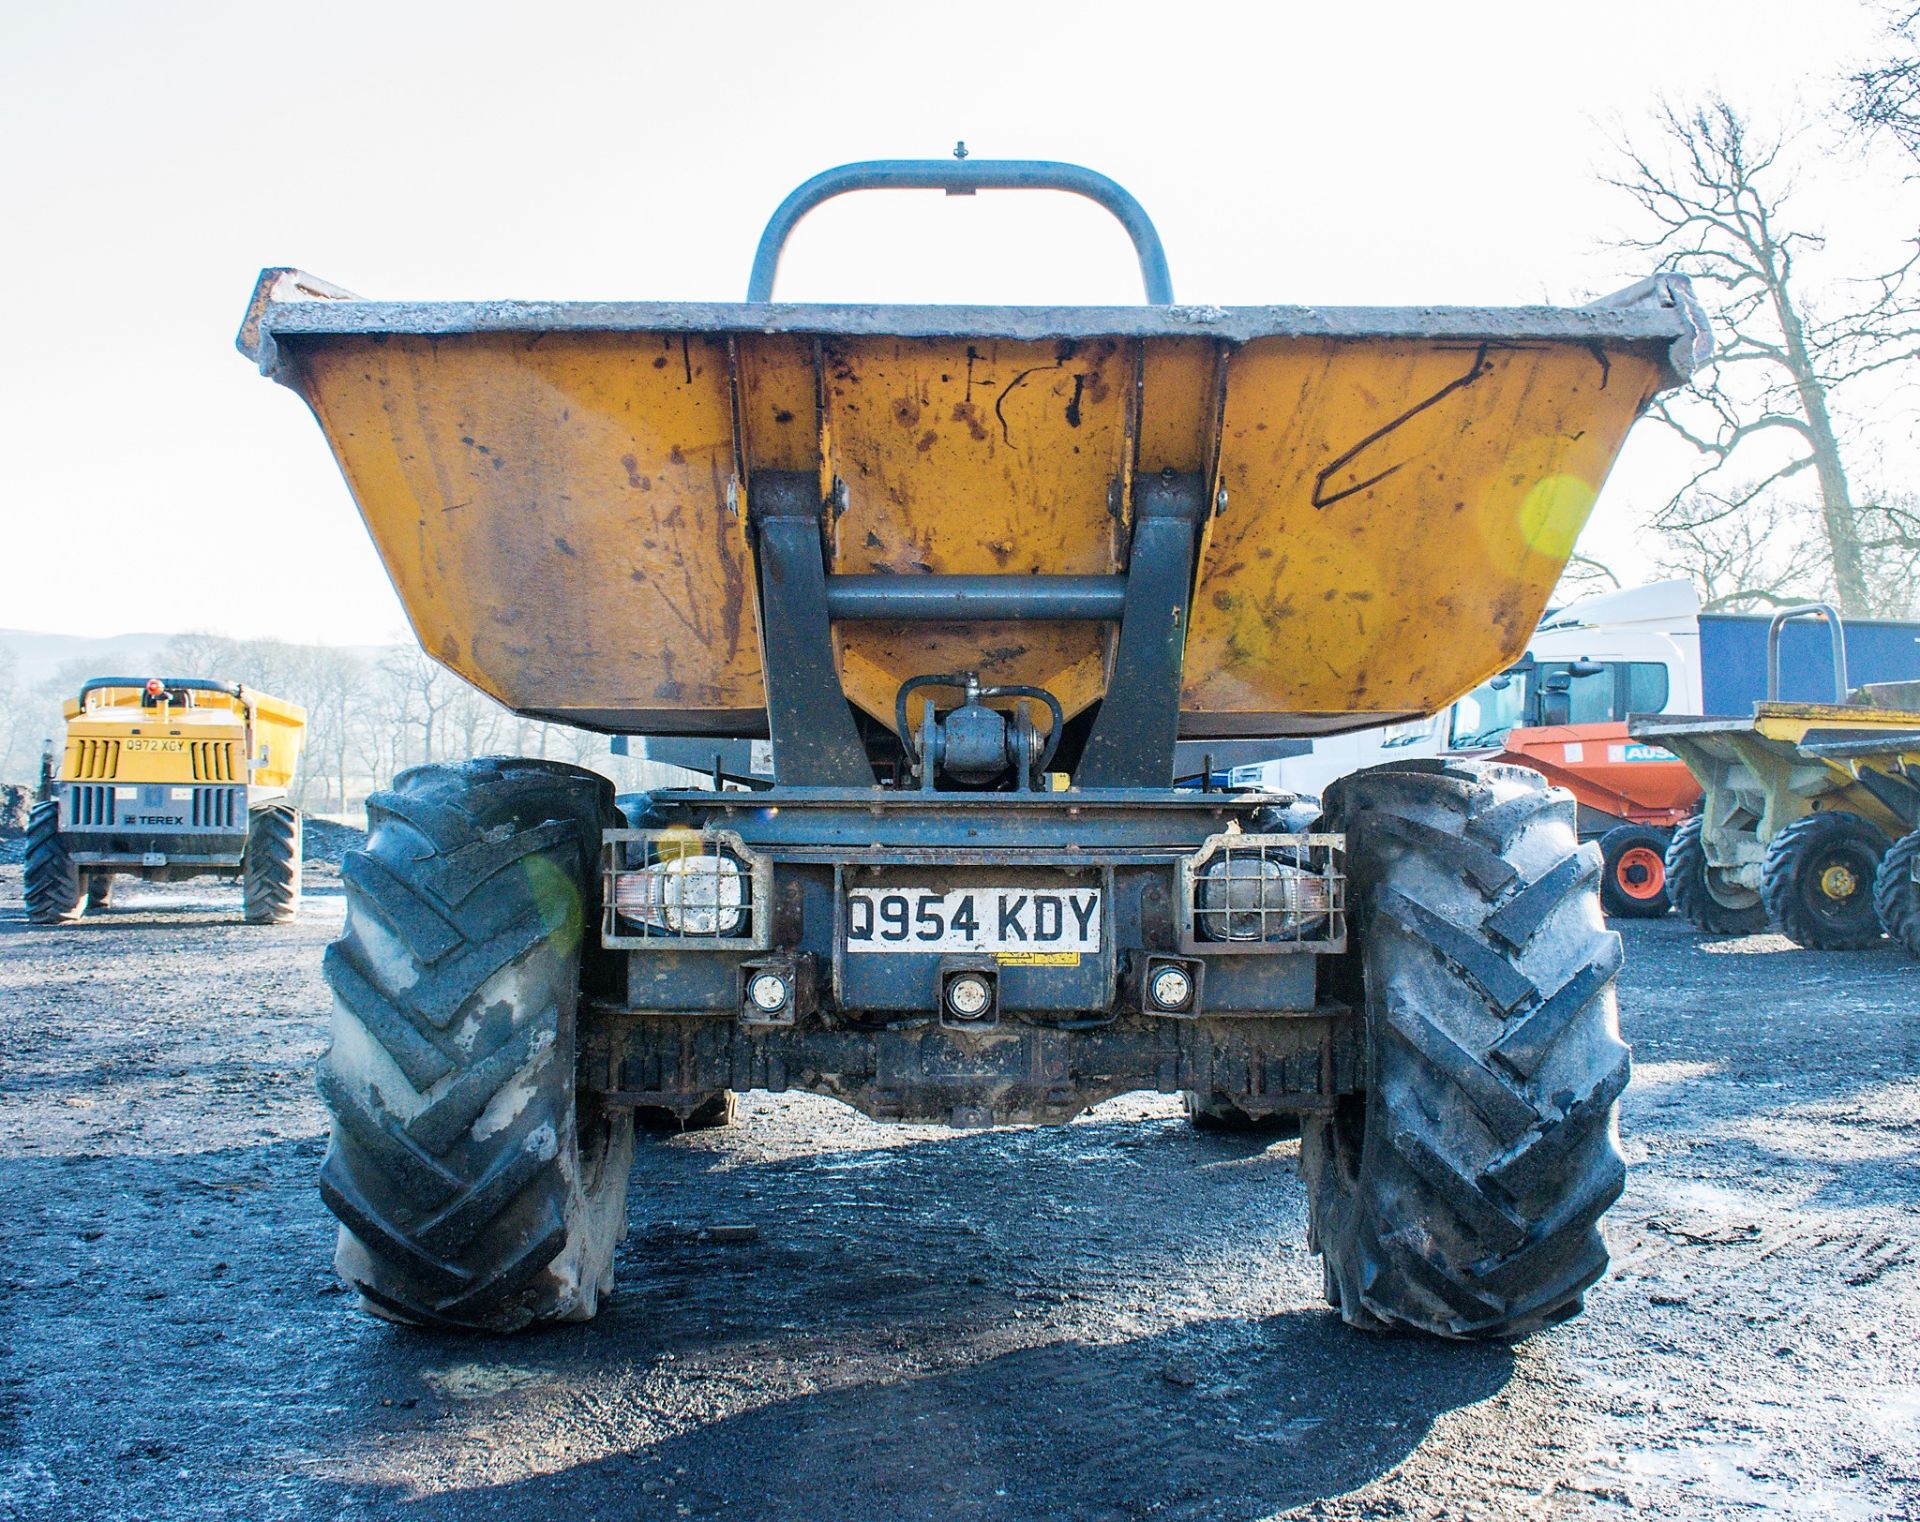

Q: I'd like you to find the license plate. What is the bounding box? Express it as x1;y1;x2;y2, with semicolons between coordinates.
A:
142;851;167;867
845;886;1101;954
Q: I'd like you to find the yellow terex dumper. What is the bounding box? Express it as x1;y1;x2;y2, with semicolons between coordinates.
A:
26;677;307;924
241;157;1709;1339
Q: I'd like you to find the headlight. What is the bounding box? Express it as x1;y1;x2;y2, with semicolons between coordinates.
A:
613;853;745;936
1149;963;1194;1010
1195;855;1331;941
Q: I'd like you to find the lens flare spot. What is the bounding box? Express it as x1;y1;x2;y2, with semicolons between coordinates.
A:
1518;473;1598;560
524;852;585;954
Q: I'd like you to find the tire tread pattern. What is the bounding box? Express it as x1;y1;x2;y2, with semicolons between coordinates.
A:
242;802;302;924
1666;815;1767;936
23;801;84;924
316;757;634;1332
1759;811;1889;950
1303;761;1630;1341
1872;829;1920;960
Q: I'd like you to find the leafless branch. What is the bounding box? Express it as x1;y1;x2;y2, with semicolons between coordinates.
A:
1847;5;1920;164
1607;94;1920;614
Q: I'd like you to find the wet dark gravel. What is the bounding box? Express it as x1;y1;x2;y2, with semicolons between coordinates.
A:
1;871;1916;1521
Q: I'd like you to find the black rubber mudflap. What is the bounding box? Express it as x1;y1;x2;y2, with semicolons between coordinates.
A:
1875;830;1920;960
633;1091;738;1132
23;801;83;924
242;802;303;924
1302;760;1630;1341
316;758;635;1333
1665;814;1768;936
1182;1091;1302;1138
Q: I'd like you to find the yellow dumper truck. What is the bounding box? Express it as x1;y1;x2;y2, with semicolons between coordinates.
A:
242;156;1709;1339
1634;607;1920;952
26;677;307;924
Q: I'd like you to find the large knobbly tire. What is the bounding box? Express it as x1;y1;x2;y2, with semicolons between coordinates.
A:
1665;814;1768;936
24;801;84;924
1760;811;1889;951
317;758;636;1332
1597;824;1672;919
242;802;302;924
1875;830;1920;960
1302;760;1630;1341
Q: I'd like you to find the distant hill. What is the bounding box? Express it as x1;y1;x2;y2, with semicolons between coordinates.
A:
0;629;397;691
0;629;174;687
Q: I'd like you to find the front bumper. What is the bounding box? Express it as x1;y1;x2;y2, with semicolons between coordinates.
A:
599;789;1345;1022
60;782;248;870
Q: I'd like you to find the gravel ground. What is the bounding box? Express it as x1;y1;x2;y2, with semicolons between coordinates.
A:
1;867;1916;1521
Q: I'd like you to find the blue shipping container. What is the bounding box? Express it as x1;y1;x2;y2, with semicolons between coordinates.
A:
1700;614;1920;715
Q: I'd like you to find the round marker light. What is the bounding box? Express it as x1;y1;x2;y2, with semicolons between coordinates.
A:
747;972;790;1013
1149;965;1194;1011
945;973;993;1020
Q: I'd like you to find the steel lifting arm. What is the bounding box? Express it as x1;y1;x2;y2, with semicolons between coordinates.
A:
748;466;1205;789
748;472;877;787
1074;473;1209;789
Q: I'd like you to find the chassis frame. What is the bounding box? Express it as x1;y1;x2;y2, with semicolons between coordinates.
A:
587;786;1356;1127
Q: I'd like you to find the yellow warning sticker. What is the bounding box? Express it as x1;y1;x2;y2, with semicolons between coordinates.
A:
994;952;1082;967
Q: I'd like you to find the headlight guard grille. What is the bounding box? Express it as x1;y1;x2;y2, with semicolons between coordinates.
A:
1175;832;1346;954
601;827;772;951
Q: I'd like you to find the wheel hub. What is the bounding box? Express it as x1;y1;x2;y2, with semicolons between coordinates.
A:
1819;862;1859;900
1617;846;1667;899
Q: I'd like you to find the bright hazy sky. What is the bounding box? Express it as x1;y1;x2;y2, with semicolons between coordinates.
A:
1;0;1906;644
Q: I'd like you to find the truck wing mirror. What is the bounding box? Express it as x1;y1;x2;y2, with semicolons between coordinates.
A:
1537;671;1572;727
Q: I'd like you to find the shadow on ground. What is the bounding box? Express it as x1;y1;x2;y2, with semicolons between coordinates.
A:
294;1117;1517;1522
28;914;1916;1520
363;1312;1513;1522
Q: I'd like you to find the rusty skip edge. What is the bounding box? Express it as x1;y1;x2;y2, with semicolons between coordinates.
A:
234;266;1713;386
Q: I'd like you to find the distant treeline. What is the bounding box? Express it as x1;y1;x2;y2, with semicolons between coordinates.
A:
0;633;691;815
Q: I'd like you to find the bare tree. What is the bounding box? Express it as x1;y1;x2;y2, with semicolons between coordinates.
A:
1648;485;1920;618
0;627;653;809
1609;98;1920;614
300;647;367;814
376;646;465;771
348;690;401;797
1552;552;1622;604
26;659;113;783
444;676;509;759
1849;5;1920;163
1853;490;1920;616
1650;490;1818;612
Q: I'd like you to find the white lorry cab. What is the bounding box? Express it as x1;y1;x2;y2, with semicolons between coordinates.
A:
1240;580;1704;800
